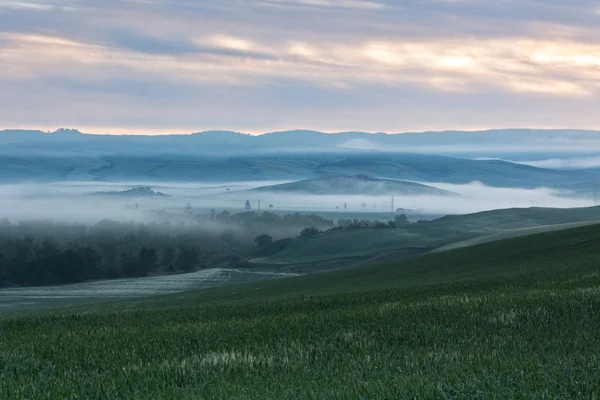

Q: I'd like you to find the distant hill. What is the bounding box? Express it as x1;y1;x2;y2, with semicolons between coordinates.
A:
254;205;600;266
0;151;597;189
252;175;455;196
1;128;600;187
91;187;171;197
2;128;600;158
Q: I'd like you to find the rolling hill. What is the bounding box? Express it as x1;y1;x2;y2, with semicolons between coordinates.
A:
250;205;600;268
1;128;600;188
91;186;171;197
2;128;600;157
251;175;455;196
0;152;597;189
2;222;600;398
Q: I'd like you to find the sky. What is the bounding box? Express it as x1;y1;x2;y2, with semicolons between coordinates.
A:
1;0;600;135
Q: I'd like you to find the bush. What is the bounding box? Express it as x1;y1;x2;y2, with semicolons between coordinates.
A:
254;234;273;248
300;227;321;237
394;214;409;225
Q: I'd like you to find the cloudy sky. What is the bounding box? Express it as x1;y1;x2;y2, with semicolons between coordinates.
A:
1;0;600;134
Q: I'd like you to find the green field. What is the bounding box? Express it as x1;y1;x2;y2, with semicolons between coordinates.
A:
2;223;600;398
254;206;600;267
0;268;297;314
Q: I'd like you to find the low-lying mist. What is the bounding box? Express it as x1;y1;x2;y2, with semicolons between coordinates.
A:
0;180;593;225
474;156;600;170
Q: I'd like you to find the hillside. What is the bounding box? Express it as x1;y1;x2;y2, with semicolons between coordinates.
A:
0;152;596;188
2;224;600;398
253;205;600;267
252;175;454;196
2;128;600;157
2;128;600;187
91;186;171;197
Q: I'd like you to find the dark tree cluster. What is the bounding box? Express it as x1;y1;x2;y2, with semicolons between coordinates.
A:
0;237;101;287
0;218;254;288
254;234;273;248
0;211;410;289
300;227;322;237
204;211;334;231
332;214;410;231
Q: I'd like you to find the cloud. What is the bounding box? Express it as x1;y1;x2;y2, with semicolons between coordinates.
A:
260;0;386;10
0;2;53;11
1;0;600;133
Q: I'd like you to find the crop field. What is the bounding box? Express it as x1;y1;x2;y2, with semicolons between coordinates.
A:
0;268;297;313
257;206;600;266
431;219;600;253
2;224;600;398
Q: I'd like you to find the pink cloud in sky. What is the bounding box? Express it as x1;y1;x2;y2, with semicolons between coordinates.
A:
1;0;599;134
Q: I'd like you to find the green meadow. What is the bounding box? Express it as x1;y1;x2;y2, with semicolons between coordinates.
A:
2;223;600;398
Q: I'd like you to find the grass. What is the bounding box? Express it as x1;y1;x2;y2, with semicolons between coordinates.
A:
2;224;600;398
0;268;297;314
259;205;600;265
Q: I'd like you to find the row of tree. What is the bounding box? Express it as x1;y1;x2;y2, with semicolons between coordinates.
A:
0;236;213;287
295;214;411;238
333;214;409;230
202;210;335;229
0;212;417;288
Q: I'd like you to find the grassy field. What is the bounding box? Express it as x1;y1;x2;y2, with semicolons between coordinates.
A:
255;205;600;266
2;224;600;398
0;269;297;314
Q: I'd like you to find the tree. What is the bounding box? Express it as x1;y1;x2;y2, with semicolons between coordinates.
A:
166;263;176;275
76;245;101;281
162;246;175;268
245;200;252;211
0;249;6;285
139;246;158;274
177;245;199;272
254;234;273;248
372;221;387;229
120;252;141;278
394;214;409;226
37;237;63;283
300;227;321;237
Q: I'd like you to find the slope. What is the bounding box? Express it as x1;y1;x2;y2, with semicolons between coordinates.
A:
254;205;600;266
251;175;454;196
2;224;600;398
3;128;600;157
1;134;599;187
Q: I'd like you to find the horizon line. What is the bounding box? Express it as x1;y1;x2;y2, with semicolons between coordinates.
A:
1;126;596;137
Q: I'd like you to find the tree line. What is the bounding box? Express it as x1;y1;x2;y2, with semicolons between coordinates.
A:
0;212;412;288
0;218;255;288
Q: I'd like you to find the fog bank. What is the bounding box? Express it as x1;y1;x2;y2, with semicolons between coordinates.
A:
0;180;591;224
